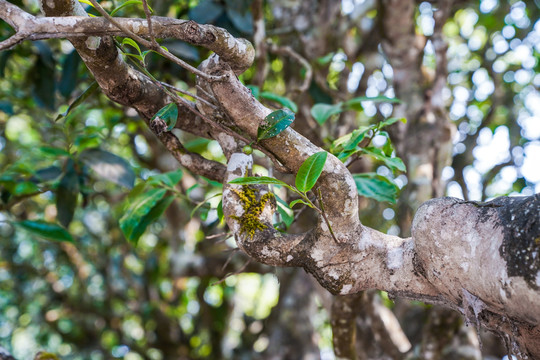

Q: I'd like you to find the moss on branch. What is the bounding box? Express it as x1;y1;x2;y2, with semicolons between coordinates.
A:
230;185;274;239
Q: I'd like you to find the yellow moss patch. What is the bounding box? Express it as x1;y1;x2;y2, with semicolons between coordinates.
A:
230;185;274;240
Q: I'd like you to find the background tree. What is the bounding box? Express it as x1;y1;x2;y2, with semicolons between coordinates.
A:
0;0;539;359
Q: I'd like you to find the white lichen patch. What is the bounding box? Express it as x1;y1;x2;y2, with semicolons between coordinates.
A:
237;39;247;53
46;0;55;8
387;246;404;270
180;154;193;168
131;20;140;34
261;246;280;260
340;284;353;294
222;188;245;216
345;175;357;199
357;230;383;251
226;153;251;181
320;220;329;232
227;36;235;49
286;255;294;262
217;133;237;152
462;288;485;327
58;17;77;27
324;159;336;173
311;247;325;264
465;232;480;257
328;269;340;280
460;262;470;272
85;36;101;50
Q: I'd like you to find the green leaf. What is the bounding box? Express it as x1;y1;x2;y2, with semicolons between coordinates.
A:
129;195;174;244
122;38;143;59
344;96;401;111
190;193;222;218
13;181;40;196
147;169;183;188
310;103;343;125
216;199;224;222
56;82;98;121
31;42;56;110
33;166;63;182
190;201;211;219
289;199;311;208
15;220;74;242
336;149;360;162
353;173;399;203
59;50;81;98
39;146;70;157
378;117;406;129
0;101;14;115
228;176;288;187
260;92;298;113
152;103;178;131
316;52;335;65
257;108;295;141
78;0;95;8
295;151;328;192
110;0;153;16
225;0;253;34
343;128;371;151
79;148;135;188
189;0;224;24
74;134;101;152
120;188;167;241
275;195;293;227
0;50;13;78
56;160;79;228
361;147;406;173
184;138;211;152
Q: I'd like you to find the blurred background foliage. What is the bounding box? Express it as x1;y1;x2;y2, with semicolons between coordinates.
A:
0;0;539;359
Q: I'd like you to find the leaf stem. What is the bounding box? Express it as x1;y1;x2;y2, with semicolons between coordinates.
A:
317;188;339;243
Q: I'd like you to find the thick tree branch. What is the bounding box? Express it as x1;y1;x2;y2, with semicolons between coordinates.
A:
0;0;254;73
203;57;360;236
33;0;226;181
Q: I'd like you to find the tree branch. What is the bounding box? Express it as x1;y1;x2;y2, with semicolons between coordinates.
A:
0;0;254;73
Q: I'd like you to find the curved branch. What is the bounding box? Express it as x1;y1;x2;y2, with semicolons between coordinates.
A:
35;0;226;181
222;153;307;266
203;56;360;236
0;0;254;73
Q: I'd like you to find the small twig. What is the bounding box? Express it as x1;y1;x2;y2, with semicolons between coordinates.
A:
87;0;150;46
157;78;292;173
86;0;220;81
344;131;375;168
141;0;157;47
212;258;252;286
269;43;312;93
196;85;218;103
317;188;339;244
205;232;231;240
220;248;240;273
252;0;268;87
160;82;218;110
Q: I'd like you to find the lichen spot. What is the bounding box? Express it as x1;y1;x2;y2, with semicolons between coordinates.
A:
132;21;140;34
85;37;101;50
340;284;353;295
230;185;273;240
286;255;294;262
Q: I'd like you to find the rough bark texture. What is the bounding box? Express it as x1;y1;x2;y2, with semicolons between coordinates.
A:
2;0;539;357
